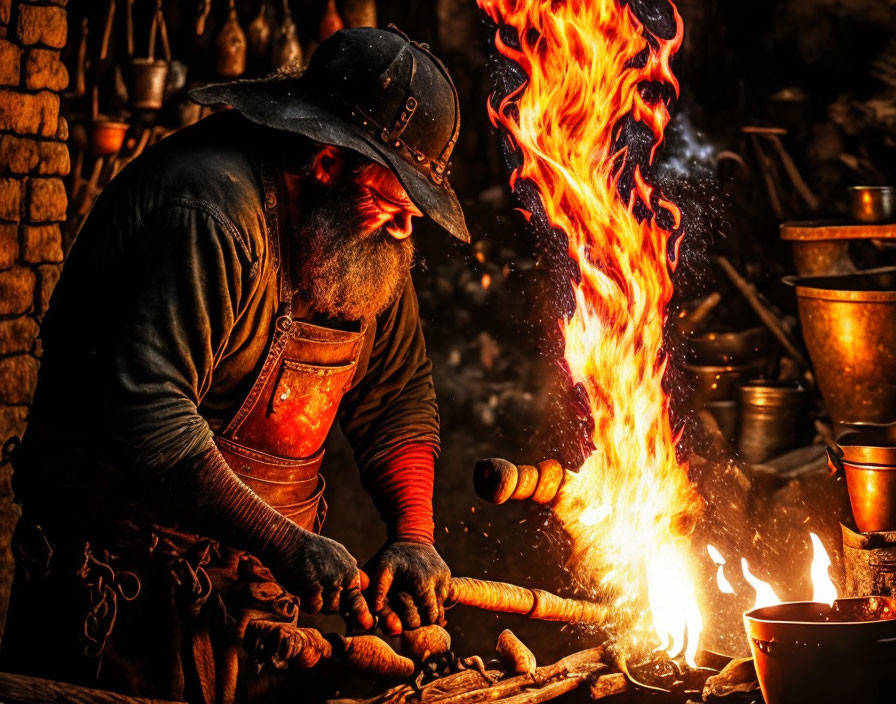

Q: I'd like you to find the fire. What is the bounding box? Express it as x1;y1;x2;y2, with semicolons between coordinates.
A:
810;532;837;605
477;0;703;664
710;534;838;610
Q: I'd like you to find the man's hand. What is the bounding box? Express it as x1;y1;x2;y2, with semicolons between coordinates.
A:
365;541;450;634
274;529;374;630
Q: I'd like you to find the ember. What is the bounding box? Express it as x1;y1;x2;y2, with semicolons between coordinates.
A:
477;0;703;664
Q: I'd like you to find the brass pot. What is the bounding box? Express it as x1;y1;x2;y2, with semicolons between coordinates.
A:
737;380;807;464
850;186;895;224
788;268;896;431
90;119;129;155
744;597;896;704
131;58;169;110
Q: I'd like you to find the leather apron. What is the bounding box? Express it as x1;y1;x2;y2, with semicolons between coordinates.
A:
214;164;366;531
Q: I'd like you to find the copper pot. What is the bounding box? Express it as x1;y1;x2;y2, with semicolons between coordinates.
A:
779;221;896;277
829;424;896;533
788;268;896;431
744;597;896;704
90;119;129;155
850;186;895;224
131;58;169;109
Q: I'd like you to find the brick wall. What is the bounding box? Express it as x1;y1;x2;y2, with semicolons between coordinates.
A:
0;0;68;631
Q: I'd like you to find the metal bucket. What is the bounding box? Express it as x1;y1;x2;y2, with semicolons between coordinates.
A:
744;597;896;704
829;425;896;533
737;380;807;464
788;268;896;431
131;58;169;110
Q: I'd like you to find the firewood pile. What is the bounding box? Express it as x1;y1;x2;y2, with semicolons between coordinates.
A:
318;626;765;704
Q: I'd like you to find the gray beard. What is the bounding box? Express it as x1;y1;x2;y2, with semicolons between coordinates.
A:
293;200;415;321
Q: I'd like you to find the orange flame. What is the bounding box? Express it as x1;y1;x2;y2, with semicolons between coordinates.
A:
478;0;703;664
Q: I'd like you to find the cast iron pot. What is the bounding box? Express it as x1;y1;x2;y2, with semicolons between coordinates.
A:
744;597;896;704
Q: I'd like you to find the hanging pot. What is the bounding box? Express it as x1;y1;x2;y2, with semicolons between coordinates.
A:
319;0;344;41
248;1;272;65
91;119;130;156
131;59;169;109
129;0;172;110
342;0;377;28
216;1;247;77
273;0;302;69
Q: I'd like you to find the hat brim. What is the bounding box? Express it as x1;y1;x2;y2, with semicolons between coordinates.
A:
190;79;470;244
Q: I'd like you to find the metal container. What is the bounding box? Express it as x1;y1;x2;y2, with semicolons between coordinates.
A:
90;119;129;155
744;597;896;704
689;326;771;365
850;186;895;224
687;358;769;407
788;268;896;431
829;425;896;533
737;380;807;464
780;221;896;277
841;523;896;598
131;58;169;109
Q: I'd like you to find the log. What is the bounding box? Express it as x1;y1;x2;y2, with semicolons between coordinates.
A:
0;672;185;704
588;673;629;699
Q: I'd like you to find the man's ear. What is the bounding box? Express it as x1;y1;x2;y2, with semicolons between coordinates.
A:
310;145;345;186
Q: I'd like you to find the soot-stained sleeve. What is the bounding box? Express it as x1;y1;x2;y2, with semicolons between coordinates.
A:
106;202;251;474
338;278;440;472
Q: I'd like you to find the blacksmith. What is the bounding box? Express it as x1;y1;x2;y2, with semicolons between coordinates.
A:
0;27;467;702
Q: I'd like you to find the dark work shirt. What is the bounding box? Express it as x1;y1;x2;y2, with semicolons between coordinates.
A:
18;112;439;509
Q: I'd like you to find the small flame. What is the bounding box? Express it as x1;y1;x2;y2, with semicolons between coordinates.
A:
810;533;838;606
707;544;735;594
741;558;781;610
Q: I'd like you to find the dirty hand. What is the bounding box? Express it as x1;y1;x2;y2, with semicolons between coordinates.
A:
365;541;451;634
275;528;374;630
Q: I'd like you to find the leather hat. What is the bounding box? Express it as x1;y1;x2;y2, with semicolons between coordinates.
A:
190;26;470;243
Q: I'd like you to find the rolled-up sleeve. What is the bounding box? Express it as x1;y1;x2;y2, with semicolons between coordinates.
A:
338;278;440;473
106;201;251;474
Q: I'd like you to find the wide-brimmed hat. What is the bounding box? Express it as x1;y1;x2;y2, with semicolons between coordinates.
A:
190;26;469;243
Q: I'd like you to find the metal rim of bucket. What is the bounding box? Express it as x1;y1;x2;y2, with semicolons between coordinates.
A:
745;597;896;629
783;266;896;302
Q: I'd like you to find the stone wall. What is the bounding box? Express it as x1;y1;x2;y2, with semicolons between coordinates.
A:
0;0;68;630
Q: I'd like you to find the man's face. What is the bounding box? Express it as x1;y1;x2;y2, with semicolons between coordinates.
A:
289;147;419;321
350;161;424;241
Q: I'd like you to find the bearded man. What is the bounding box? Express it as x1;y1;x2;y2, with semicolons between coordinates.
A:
0;27;468;702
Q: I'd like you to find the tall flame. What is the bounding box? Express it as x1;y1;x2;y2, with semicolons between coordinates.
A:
478;0;703;663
